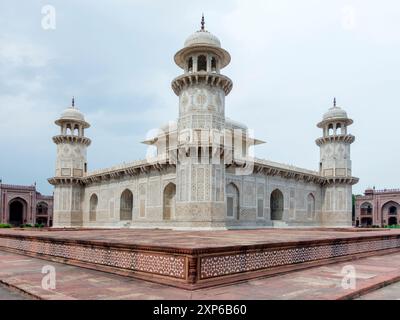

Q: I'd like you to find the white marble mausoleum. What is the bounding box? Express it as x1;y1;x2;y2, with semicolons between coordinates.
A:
49;18;358;229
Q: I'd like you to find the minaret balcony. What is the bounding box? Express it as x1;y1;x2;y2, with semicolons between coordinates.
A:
171;72;233;96
322;176;359;186
52;135;92;146
315;134;355;146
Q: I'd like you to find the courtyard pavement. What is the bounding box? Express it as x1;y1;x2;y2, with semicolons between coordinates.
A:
1;249;400;300
357;281;400;300
0;283;31;300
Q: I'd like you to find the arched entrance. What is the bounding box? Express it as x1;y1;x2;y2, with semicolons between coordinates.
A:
163;183;176;220
307;193;315;218
226;183;240;220
270;189;284;221
36;202;48;226
361;217;372;227
9;198;26;227
382;201;400;226
36;202;48;215
360;202;373;215
389;217;398;226
120;189;133;221
89;194;98;222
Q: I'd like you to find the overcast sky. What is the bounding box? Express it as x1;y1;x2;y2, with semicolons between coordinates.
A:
0;0;399;195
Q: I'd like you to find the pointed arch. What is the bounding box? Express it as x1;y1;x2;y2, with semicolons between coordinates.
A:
307;193;315;218
211;57;217;72
120;189;133;221
336;123;342;135
382;201;400;215
36;201;49;215
197;55;207;72
89;194;98;222
226;183;240;220
163;183;176;220
360;202;373;215
328;123;334;136
270;189;284;221
8;197;27;227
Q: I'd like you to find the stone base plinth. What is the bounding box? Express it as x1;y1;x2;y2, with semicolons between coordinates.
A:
0;228;399;290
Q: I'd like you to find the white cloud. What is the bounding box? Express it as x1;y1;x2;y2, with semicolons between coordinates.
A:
0;39;49;68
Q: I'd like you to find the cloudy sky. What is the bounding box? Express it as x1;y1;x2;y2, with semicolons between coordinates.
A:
0;0;399;195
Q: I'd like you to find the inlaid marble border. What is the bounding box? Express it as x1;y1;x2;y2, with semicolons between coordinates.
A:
200;238;400;279
0;237;186;279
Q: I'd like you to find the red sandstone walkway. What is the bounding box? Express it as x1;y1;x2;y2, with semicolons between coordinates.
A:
0;283;31;300
1;249;400;300
357;281;400;300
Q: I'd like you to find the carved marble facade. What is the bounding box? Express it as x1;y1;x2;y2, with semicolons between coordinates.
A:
49;20;358;229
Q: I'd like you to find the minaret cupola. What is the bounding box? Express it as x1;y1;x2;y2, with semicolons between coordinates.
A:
172;15;233;96
316;98;357;183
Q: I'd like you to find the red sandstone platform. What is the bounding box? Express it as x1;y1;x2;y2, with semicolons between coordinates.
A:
0;228;399;289
3;249;400;300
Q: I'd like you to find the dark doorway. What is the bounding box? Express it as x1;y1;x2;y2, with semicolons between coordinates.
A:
361;217;372;227
270;189;284;221
36;217;48;226
388;217;398;226
9;200;24;226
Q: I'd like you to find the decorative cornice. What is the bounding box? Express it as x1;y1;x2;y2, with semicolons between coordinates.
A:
171;72;233;96
80;161;175;185
246;160;325;185
316;134;355;146
48;156;358;187
47;177;84;186
322;176;359;186
52;135;91;146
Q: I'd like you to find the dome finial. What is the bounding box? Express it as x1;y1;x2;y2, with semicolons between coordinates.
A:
333;97;336;107
201;13;205;31
72;96;75;108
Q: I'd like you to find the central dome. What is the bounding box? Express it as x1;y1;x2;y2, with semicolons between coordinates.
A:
184;30;221;48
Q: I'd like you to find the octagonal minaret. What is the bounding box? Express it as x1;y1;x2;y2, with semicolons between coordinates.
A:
316;98;358;226
49;98;91;227
171;16;233;228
